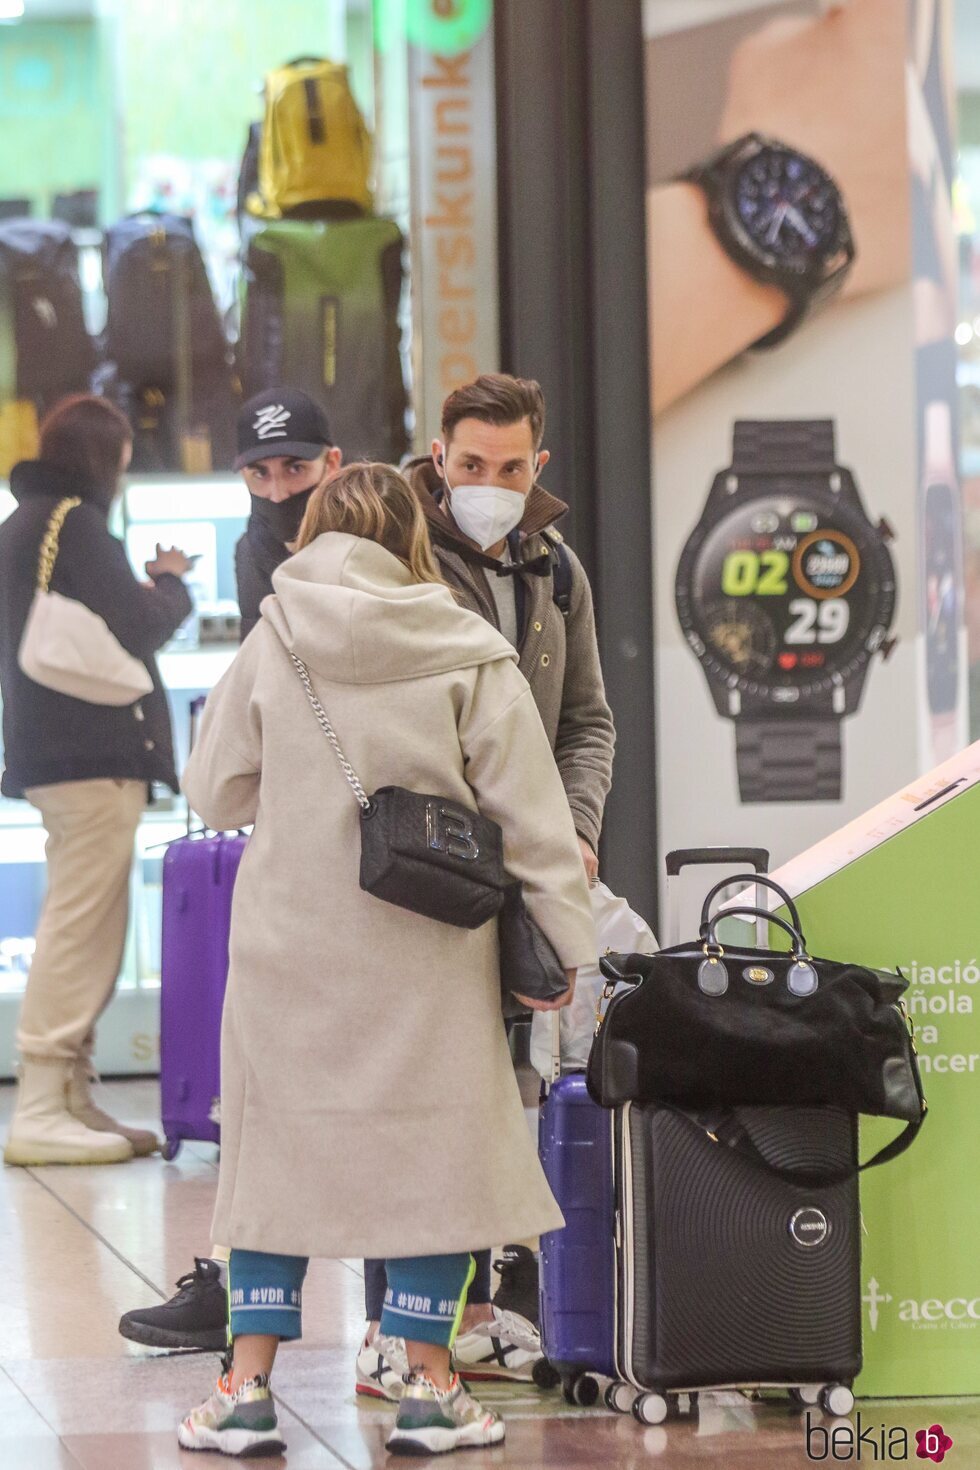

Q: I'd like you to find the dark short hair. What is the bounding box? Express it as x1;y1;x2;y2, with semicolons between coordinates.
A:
441;373;545;450
39;395;133;510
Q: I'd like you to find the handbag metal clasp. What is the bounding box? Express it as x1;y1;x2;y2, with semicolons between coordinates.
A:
594;980;618;1033
898;998;918;1055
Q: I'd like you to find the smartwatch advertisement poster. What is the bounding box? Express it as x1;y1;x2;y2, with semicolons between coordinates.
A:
644;0;972;1400
646;0;917;849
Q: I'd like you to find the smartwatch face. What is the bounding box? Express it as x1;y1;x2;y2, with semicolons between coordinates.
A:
729;144;842;269
924;481;960;714
676;482;896;705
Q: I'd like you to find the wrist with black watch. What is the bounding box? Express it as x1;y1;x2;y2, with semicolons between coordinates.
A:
682;131;855;349
675;419;898;804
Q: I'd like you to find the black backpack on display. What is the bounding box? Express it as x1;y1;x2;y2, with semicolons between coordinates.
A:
103;213;229;382
101;213;238;472
0;219;94;408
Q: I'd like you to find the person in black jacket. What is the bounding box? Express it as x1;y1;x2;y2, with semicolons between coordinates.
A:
0;395;193;1168
233;387;341;639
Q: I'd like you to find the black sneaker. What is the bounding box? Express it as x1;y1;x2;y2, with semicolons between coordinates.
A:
119;1257;228;1351
491;1245;539;1327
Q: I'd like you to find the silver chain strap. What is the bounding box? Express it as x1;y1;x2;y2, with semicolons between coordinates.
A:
289;653;372;812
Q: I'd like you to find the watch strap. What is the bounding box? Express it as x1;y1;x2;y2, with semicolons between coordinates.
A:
735;718;842;803
751;264;848;350
731;420;837;474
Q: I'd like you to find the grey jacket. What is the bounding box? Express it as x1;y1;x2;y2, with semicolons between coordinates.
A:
405;458;615;853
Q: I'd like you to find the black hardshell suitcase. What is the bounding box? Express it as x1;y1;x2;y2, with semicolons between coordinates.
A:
609;850;861;1426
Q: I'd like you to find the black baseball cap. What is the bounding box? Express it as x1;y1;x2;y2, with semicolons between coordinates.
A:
235;388;334;471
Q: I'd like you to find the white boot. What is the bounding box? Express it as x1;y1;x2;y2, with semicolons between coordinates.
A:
3;1058;134;1167
68;1050;159;1157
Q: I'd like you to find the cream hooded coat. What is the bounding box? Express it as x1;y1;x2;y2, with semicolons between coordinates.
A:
182;532;596;1261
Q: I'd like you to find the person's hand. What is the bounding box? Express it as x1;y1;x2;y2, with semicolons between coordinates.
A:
718;0;910;301
146;544;193;580
513;968;577;1013
578;837;599;885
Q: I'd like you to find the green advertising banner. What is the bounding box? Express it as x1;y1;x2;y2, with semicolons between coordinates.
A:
770;746;980;1396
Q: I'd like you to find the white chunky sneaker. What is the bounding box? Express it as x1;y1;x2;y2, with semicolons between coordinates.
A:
355;1331;409;1402
452;1305;543;1382
386;1373;505;1456
177;1372;284;1458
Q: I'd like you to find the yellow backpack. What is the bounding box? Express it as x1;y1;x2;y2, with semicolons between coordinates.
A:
252;59;374;218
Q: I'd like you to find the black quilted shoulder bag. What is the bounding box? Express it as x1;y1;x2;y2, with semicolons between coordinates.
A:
291;654;507;928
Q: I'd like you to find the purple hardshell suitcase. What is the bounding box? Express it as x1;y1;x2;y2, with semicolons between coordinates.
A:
538;847;770;1411
539;1067;618;1400
159;698;247;1160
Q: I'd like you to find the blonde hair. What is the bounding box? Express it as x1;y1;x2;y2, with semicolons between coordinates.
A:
294;461;449;589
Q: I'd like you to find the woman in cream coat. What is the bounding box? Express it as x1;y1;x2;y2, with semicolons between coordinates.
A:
178;463;595;1460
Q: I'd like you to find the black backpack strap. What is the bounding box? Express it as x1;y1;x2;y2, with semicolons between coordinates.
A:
543;530;573;618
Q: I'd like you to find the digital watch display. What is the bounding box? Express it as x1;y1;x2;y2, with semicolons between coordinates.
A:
676;421;898;804
677;494;895;706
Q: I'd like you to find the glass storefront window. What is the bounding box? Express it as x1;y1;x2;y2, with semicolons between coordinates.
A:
0;0;499;1073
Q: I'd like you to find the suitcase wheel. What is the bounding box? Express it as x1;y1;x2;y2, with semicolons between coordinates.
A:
563;1372;600;1407
605;1381;636;1415
820;1384;855;1417
161;1136;182;1162
631;1392;669;1426
532;1358;562;1390
789;1385;823;1409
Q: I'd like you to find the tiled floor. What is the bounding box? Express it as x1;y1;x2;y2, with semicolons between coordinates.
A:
1;1078;978;1468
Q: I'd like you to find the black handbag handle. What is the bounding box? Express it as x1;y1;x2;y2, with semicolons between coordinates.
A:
700;873;803;938
675;1106;926;1188
703;906;809;959
599;952;648;987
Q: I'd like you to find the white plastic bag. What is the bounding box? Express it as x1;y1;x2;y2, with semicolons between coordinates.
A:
529;881;657;1078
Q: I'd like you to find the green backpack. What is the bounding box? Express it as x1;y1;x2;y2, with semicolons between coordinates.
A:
241;217;408;463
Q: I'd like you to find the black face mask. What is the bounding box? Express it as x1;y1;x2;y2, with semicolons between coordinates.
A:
248;488;315;546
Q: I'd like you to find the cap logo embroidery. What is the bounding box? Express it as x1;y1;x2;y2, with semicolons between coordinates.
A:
254;404;291;440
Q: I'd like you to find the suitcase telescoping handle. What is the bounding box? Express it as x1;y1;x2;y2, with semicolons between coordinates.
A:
664;847;770;947
665;847;769;876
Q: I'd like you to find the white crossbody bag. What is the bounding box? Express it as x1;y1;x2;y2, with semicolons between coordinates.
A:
18;496;154;706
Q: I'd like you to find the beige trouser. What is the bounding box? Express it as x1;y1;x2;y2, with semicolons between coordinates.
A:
19;779;146;1062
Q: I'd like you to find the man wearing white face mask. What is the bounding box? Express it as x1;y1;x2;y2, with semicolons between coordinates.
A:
356;374;616;1401
417;374;614;878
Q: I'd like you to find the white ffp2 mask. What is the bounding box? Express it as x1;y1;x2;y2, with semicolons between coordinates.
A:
439;445;531;550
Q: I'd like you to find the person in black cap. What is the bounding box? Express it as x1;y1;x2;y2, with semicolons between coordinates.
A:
233;387;341;639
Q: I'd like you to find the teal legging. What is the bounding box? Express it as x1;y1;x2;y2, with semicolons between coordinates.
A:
228;1249;474;1348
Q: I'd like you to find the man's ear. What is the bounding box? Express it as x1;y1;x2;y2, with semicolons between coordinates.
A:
325;446;343;475
431;438;445;471
536;449;551;472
